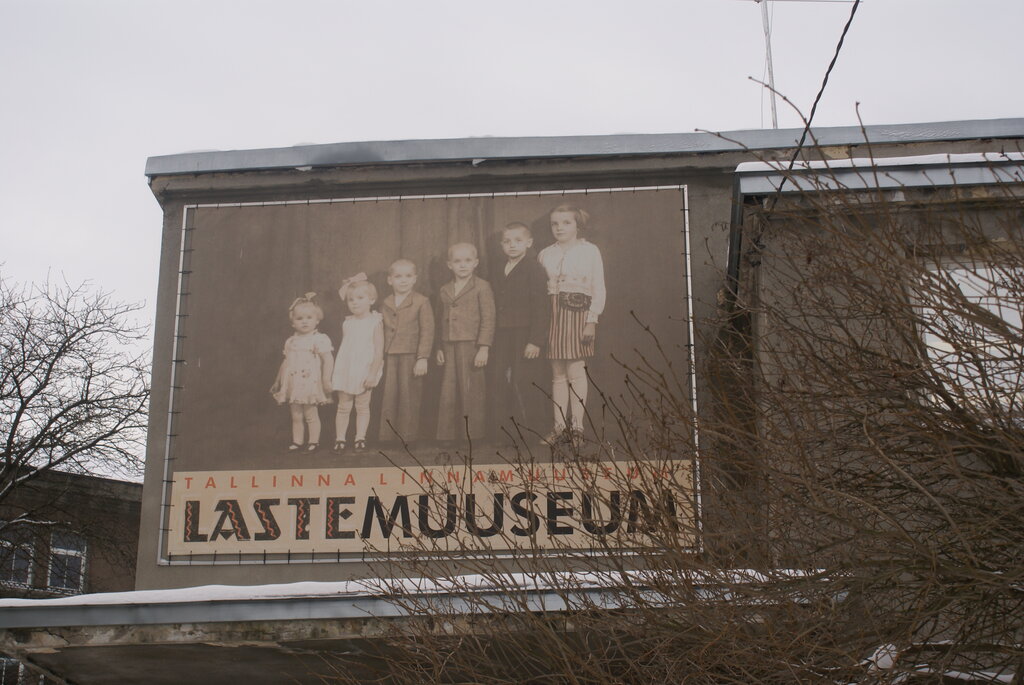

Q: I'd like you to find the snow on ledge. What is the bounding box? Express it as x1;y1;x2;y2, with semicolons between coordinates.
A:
0;569;826;609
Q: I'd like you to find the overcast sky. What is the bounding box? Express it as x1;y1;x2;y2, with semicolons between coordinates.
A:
1;0;1021;331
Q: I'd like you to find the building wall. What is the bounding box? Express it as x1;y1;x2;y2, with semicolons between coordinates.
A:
137;126;1024;589
728;158;1024;571
0;471;141;598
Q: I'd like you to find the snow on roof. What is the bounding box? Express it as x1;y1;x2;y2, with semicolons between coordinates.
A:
0;569;835;633
1;569;816;609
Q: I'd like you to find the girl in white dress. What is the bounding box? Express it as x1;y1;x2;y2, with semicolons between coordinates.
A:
271;294;334;451
332;275;384;453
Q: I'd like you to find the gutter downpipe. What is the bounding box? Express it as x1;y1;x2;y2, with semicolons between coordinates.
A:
725;173;747;306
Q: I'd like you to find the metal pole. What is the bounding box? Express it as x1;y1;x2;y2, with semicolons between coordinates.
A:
759;0;779;128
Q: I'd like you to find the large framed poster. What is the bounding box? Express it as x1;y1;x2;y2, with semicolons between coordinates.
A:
157;186;698;563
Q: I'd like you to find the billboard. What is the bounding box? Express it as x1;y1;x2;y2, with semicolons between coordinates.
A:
158;186;697;562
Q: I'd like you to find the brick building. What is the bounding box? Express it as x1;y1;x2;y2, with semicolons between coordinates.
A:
1;472;141;683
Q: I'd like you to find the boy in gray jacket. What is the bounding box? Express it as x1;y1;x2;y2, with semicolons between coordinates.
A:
378;259;434;444
435;243;495;442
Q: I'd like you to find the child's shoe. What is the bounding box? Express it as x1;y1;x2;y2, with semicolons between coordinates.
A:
542;428;569;446
332;441;346;453
354;440;367;453
306;443;319;452
288;443;303;452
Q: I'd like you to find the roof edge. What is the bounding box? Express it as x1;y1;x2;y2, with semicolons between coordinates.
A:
145;118;1024;178
0;569;823;628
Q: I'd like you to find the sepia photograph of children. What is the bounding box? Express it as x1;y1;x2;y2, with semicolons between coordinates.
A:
378;258;435;445
490;222;551;442
435;242;495;442
170;189;693;470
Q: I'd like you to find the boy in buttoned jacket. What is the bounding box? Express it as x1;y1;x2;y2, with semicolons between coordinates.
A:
378;259;435;443
435;243;495;441
490;223;550;440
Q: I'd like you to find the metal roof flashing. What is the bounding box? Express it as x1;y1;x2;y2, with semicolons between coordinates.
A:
735;151;1024;195
144;118;1024;178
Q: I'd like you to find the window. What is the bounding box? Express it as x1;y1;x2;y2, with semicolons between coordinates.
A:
0;658;20;685
47;531;86;594
0;658;45;685
0;531;33;588
921;261;1023;415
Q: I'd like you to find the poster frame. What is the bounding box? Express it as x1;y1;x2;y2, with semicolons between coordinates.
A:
154;184;701;565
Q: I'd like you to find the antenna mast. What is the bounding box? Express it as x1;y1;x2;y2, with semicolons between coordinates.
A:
757;0;779;128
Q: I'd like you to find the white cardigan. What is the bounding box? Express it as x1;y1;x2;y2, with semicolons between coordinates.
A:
538;240;607;324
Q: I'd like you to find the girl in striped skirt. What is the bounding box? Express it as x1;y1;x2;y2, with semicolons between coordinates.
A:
538;204;607;443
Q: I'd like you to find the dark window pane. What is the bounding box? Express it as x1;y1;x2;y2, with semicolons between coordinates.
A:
0;545;32;585
49;531;85;553
48;553;83;591
0;657;21;685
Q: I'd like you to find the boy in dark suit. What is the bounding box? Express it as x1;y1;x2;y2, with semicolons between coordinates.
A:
490;223;550;441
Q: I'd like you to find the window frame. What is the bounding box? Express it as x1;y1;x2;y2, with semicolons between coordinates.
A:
46;530;87;595
0;527;34;589
918;255;1024;418
0;656;23;685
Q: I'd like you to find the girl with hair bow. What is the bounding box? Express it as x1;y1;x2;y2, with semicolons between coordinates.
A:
331;273;384;453
271;293;334;451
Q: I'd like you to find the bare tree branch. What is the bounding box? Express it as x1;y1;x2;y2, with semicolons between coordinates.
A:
0;274;149;536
